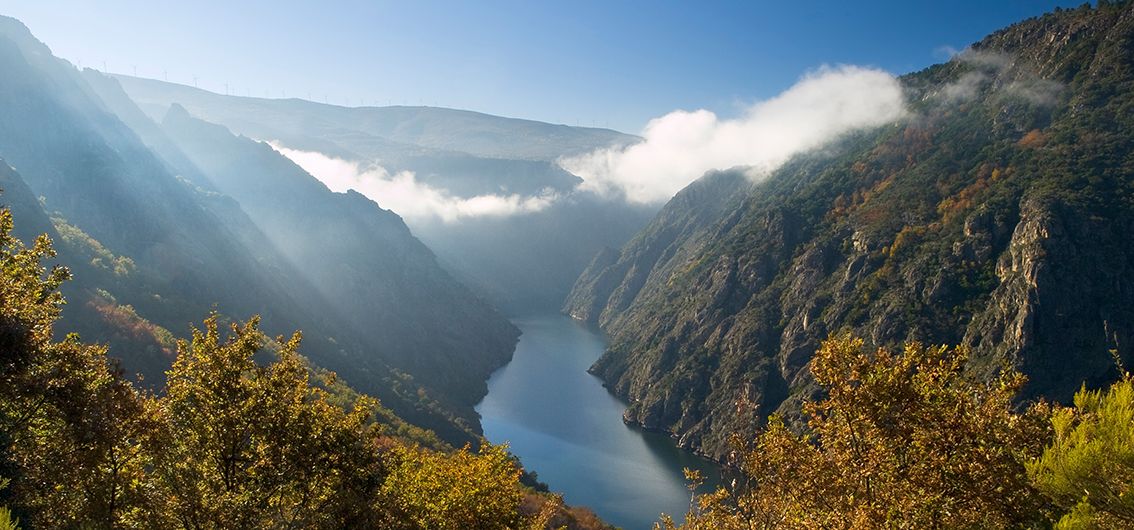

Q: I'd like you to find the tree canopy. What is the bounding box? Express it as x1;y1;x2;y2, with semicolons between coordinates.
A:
1029;373;1134;528
662;335;1055;529
0;207;563;529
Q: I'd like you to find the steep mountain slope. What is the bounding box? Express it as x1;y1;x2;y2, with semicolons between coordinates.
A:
155;102;518;404
0;15;518;446
0;159;58;246
0;15;318;349
0;159;165;374
112;75;652;313
566;3;1134;460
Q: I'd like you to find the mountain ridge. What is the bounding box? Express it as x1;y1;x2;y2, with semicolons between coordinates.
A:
0;14;520;447
112;74;636;162
565;2;1134;460
112;70;656;314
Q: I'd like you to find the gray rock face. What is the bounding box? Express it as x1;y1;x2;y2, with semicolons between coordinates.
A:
965;197;1134;401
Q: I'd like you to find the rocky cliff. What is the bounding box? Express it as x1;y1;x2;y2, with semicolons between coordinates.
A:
565;3;1134;460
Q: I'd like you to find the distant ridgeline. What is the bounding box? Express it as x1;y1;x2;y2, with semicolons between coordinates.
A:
0;14;519;449
3;1;1134;527
0;13;621;529
566;2;1134;461
111;71;653;315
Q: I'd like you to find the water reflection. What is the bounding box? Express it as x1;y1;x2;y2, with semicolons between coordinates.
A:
477;315;721;529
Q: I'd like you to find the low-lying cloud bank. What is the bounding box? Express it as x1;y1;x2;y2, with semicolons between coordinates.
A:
271;144;556;223
560;65;907;204
273;65;906;218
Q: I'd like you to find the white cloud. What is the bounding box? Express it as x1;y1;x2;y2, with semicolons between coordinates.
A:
933;49;1061;106
560;65;907;204
269;144;556;223
935;49;1009;103
940;71;989;102
1006;79;1063;106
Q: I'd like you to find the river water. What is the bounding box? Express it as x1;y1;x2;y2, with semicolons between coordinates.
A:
476;314;720;530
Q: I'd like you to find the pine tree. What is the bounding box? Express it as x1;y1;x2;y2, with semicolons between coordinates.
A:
1028;374;1134;528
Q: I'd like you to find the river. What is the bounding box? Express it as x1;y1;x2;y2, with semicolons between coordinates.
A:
476;314;721;530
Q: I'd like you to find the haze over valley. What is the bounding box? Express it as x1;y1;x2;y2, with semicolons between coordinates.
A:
1;2;1133;529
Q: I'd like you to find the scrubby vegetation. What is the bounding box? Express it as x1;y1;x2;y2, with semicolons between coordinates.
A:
3;196;1134;529
661;335;1134;530
49;214;134;277
1029;371;1134;528
0;209;584;529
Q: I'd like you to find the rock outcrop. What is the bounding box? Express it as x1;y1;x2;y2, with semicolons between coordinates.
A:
566;3;1134;460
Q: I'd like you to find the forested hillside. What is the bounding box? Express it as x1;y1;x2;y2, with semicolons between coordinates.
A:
0;206;611;528
152;101;518;405
567;2;1134;460
0;14;518;447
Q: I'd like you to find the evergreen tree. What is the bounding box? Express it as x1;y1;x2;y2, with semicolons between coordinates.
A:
1029;374;1134;528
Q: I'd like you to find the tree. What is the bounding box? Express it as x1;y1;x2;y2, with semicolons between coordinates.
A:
0;204;541;529
378;442;525;530
1028;374;1134;528
0;207;159;527
156;315;384;529
665;335;1054;529
0;479;18;530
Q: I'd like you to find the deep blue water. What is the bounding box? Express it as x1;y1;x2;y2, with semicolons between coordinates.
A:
476;314;720;530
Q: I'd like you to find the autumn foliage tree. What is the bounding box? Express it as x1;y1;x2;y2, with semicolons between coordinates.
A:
665;335;1055;530
0;208;159;527
380;442;525;530
152;315;385;528
0;207;552;529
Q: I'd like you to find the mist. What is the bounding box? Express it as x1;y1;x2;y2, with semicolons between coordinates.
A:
271;144;557;223
936;49;1063;106
560;65;907;204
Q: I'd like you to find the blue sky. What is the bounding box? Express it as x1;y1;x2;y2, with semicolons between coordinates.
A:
5;1;1083;133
